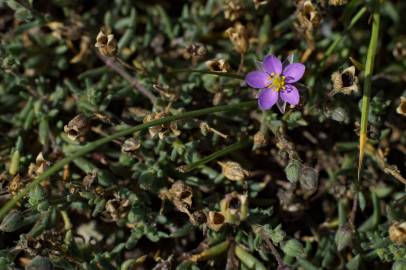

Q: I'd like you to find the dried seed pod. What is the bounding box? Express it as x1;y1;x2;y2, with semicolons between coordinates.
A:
169;181;193;208
220;192;248;224
205;58;230;72
328;0;348;6
297;0;321;31
104;196;131;222
28;152;50;178
8;174;23;195
223;0;244;21
191;210;207;225
218;161;249;181
83;171;97;190
64;114;90;141
389;222;406;244
95;29;117;57
331;66;359;95
396;97;406;117
121;138;141;155
253;131;268;150
207;211;225;231
183;43;207;59
225;23;248;54
143;112;179;139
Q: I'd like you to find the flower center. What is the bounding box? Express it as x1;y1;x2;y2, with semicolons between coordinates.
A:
268;73;286;92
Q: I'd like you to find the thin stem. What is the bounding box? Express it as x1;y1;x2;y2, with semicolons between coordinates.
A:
178;140;251;173
169;69;245;80
0;101;256;220
98;53;158;104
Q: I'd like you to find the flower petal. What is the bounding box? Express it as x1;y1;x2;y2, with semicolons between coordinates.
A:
258;88;278;110
245;71;270;88
263;55;282;75
280;84;300;105
282;63;305;83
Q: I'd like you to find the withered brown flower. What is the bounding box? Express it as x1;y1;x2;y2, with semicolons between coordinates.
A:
218;161;250;181
330;66;359;95
389;222;406;244
205;58;231;73
223;0;244;21
225;23;248;54
396;97;406;117
95;29;117;57
207;211;225;231
64;114;90;141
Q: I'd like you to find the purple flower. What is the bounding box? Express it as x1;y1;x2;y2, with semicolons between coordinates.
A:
245;55;305;112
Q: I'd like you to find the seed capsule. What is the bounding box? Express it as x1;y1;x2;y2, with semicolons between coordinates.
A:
218;161;249;181
64;114;90;141
95;29;117;57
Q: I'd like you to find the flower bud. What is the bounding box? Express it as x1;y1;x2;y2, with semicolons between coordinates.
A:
282;239;305;258
64;114;90;141
285;159;301;183
220;192;248;225
335;224;353;251
207;211;225;231
218;161;249;181
26;256;53;270
0;210;24;232
389;222;406;244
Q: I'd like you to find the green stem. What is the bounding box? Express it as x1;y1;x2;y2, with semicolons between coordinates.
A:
357;10;380;182
169;69;245;80
0;101;256;220
179;140;251;173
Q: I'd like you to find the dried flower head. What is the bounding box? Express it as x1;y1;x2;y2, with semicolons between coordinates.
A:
245;55;305;112
8;174;23;195
331;66;359;95
207;211;225;231
64;114;90;141
220;192;248;224
169;181;193;208
183;43;207;60
104;195;131;222
389;222;406;244
253;131;268;149
121;138;141;155
329;0;348;6
218;161;249;181
143;112;180;139
28;152;50;178
95;29;117;57
225;23;248;54
205;58;231;73
252;0;268;9
396;97;406;116
297;0;321;31
223;0;244;21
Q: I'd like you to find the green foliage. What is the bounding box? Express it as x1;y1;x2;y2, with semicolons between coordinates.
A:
0;0;405;269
